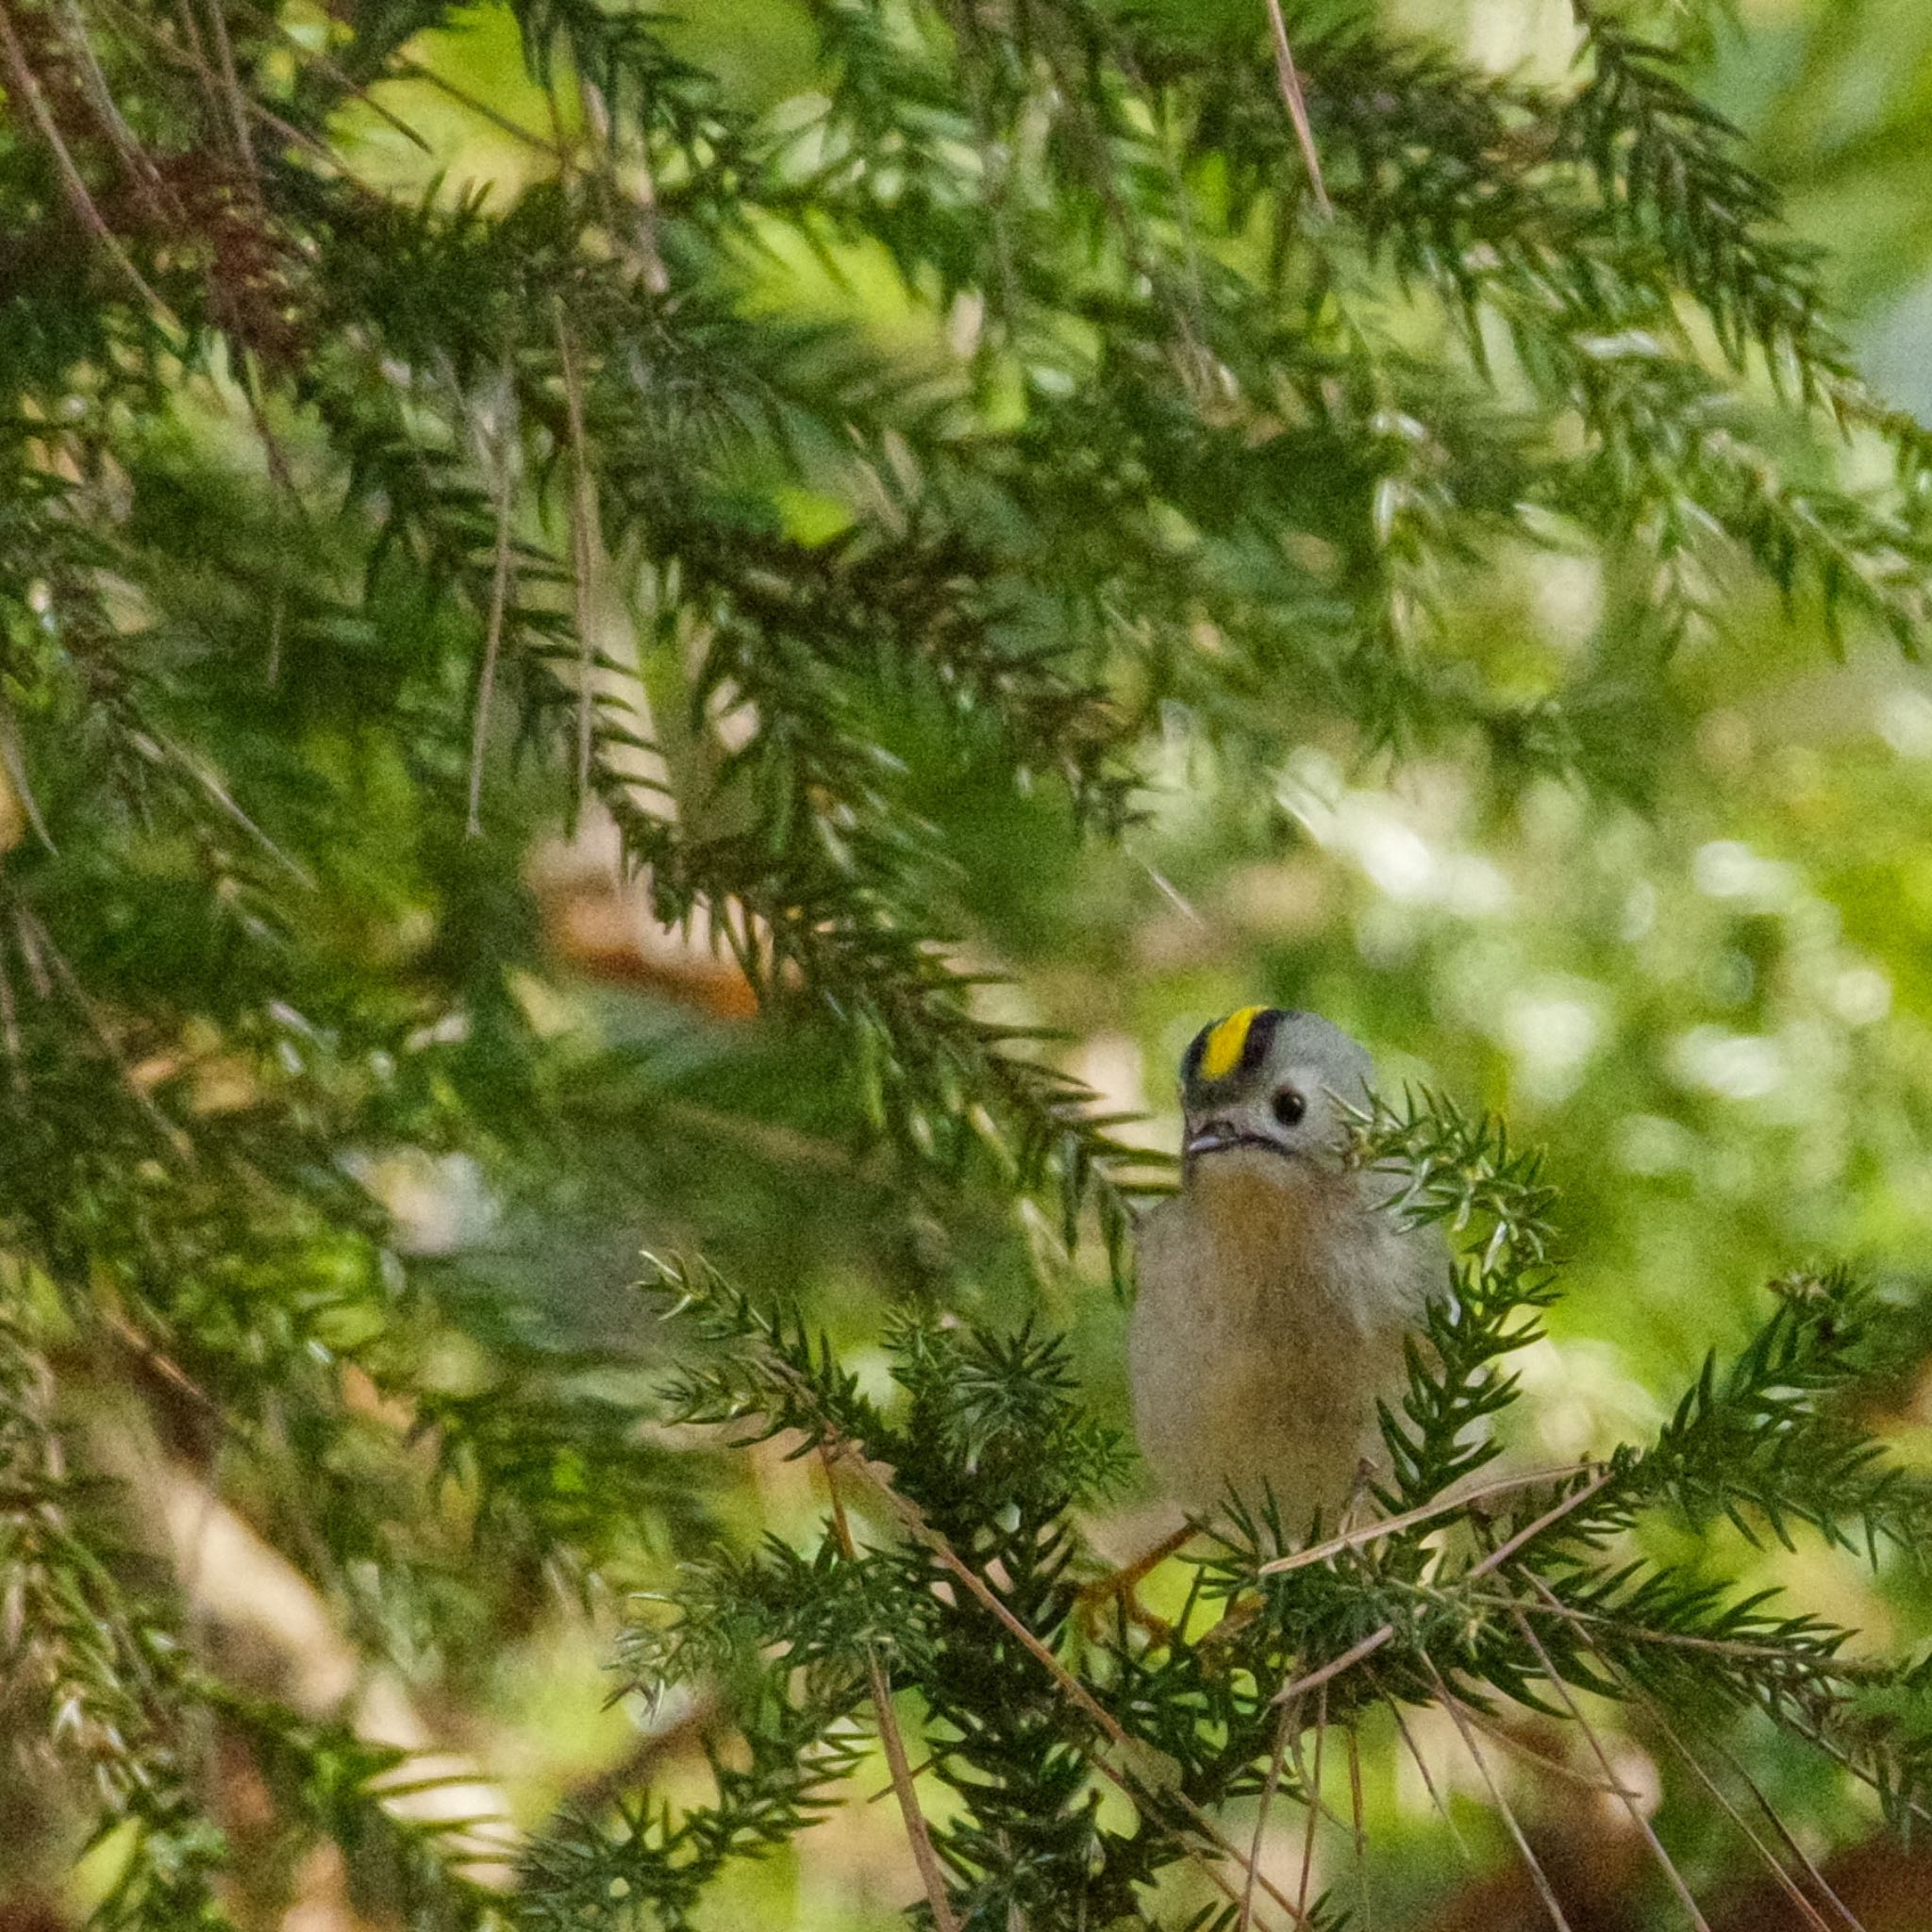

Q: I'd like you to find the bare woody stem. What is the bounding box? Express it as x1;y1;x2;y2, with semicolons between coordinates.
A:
819;1445;960;1932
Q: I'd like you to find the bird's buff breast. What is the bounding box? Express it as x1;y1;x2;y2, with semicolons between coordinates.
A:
1129;1161;1415;1535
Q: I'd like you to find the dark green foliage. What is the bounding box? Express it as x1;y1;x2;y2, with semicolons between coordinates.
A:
1632;1268;1932;1557
3;0;1932;1923
1354;1091;1560;1504
0;1312;230;1929
517;1102;1932;1925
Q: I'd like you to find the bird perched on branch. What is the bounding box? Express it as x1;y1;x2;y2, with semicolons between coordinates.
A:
1130;1007;1443;1541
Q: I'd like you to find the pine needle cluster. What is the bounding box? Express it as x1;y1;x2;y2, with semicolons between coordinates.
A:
0;0;1928;1923
541;1101;1932;1928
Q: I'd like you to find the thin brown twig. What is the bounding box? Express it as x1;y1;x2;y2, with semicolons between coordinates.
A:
1346;1724;1372;1932
867;1752;934;1802
933;0;1017;327
165;0;215;93
1259;1466;1603;1577
195;0;258;193
1111;37;1210;386
1242;1696;1297;1932
1435;1689;1640;1799
266;578;284;687
391;53;558;154
106;1312;222;1418
575;72;666;291
1505;1600;1710;1928
1384;1694;1472;1863
1465;1469;1615;1582
1271;1624;1394;1706
1261;0;1333;219
626;137;670;296
55;0;173;213
1771;1706;1932;1832
1710;1733;1870;1932
19;909;190;1156
296;42;433;153
81;0;371;185
552;299;599;807
0;700;54;855
0;0;177;324
0;946;22;1092
1422;1653;1574;1932
1295;1682;1328;1922
12;906;50;997
826;1437;1307;1929
249;97;373;177
467;367;518;839
1492;1587;1882;1674
1638;1695;1839;1932
566;59;667;294
846;1459;1101;1733
821;1446;959;1932
1516;1571;1851;1932
147;722;312;880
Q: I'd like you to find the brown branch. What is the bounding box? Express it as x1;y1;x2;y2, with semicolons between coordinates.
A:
1422;1652;1574;1932
0;699;54;855
194;0;258;195
1262;0;1333;219
1519;1572;1845;1932
466;369;518;839
17;909;190;1157
1504;1600;1710;1928
0;0;176;323
82;0;374;186
1465;1468;1615;1581
1493;1588;1881;1674
297;42;433;154
1434;1690;1641;1800
1346;1724;1373;1931
1641;1699;1837;1932
1242;1696;1297;1932
820;1446;960;1932
1707;1739;1871;1932
1270;1624;1395;1706
391;54;557;154
0;948;21;1092
1385;1693;1473;1863
1259;1465;1603;1577
822;1433;1308;1929
552;300;599;808
54;0;173;216
1294;1682;1328;1922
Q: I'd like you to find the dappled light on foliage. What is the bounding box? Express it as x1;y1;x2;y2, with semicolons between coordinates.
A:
5;0;1932;1924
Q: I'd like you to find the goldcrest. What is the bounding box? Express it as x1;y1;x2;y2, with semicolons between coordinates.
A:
1130;1007;1443;1536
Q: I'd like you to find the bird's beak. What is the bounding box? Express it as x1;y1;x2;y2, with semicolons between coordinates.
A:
1186;1122;1238;1157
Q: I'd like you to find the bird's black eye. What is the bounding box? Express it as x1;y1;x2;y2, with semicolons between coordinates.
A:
1273;1088;1307;1128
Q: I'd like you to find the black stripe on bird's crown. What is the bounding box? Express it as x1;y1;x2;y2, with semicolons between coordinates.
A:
1181;1005;1299;1089
1236;1006;1287;1076
1181;1024;1210;1082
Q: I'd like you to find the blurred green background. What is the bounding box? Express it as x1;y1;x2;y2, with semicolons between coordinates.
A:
392;2;1932;1921
15;0;1932;1924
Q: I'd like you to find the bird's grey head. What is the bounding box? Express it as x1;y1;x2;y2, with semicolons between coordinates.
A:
1177;1007;1375;1177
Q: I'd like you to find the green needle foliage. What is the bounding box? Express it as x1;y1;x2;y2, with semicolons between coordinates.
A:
559;1105;1932;1928
2;0;1931;1922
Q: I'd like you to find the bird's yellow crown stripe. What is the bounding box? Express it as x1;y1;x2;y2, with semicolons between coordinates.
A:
1199;1005;1265;1082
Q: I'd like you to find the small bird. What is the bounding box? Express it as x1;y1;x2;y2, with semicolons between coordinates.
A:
1130;1007;1443;1541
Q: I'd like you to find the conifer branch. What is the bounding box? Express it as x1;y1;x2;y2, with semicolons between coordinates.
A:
2;0;1929;1916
